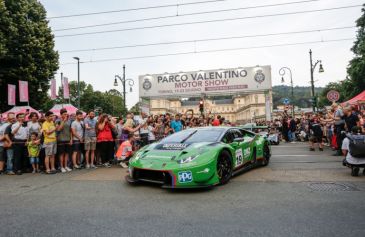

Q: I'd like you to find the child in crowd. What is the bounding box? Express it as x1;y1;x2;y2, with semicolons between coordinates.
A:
27;132;41;173
116;133;135;168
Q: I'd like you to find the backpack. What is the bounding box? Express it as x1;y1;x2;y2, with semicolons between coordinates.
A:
347;134;365;158
311;123;323;137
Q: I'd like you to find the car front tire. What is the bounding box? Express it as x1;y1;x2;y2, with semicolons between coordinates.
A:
261;143;271;166
217;150;233;185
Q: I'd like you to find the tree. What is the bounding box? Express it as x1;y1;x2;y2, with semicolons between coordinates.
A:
129;102;141;114
320;5;365;105
55;80;126;116
0;1;8;59
0;0;59;111
272;85;323;109
347;5;365;97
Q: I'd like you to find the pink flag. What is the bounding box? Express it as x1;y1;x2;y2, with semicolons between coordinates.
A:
8;84;16;106
18;80;29;102
63;77;70;99
51;79;57;100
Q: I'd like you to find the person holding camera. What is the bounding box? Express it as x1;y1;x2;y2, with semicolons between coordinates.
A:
96;114;115;168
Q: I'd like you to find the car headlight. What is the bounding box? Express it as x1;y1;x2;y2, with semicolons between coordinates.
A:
178;155;198;164
131;152;142;162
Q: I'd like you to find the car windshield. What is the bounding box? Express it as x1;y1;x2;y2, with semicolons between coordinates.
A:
161;129;223;143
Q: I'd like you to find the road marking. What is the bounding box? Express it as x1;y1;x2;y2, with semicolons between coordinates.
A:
272;155;329;157
272;146;309;148
271;160;340;163
233;167;361;183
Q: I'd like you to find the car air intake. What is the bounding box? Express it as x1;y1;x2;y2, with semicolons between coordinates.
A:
134;169;172;186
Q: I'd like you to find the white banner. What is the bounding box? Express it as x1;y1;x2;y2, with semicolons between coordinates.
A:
50;79;57;100
140;98;150;114
139;66;271;98
265;92;271;121
63;77;70;99
18;80;29;102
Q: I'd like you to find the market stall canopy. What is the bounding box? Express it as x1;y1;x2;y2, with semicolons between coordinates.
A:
49;104;85;116
341;90;365;106
1;106;40;119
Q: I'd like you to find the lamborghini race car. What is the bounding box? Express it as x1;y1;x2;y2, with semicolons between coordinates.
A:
126;127;271;188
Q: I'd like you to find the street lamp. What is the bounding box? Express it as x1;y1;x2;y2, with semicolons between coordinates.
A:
114;65;134;114
73;57;80;109
309;49;324;112
279;67;294;117
37;84;42;92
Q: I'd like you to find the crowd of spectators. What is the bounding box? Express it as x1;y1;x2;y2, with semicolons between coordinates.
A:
0;109;229;175
257;104;365;176
272;104;365;152
1;103;364;176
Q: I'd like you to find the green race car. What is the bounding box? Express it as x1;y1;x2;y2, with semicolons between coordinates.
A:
126;127;271;188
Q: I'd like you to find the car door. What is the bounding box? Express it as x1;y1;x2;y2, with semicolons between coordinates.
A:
230;129;251;169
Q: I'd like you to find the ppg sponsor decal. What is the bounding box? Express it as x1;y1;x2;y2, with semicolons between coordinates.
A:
178;171;193;183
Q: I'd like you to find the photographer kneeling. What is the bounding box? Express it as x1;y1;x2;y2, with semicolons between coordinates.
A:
342;126;365;176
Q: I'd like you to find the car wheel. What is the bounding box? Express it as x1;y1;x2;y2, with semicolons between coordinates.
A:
217;150;233;185
262;143;271;166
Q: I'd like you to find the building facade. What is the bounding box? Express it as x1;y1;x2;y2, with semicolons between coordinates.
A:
149;92;272;124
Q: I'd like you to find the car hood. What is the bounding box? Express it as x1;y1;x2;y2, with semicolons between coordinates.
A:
130;142;218;169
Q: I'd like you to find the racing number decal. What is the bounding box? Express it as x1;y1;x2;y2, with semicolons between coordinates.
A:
235;149;243;167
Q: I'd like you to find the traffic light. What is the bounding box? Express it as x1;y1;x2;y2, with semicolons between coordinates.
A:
312;96;317;108
199;100;204;113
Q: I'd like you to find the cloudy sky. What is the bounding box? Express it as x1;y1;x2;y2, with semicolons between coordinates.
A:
39;0;363;108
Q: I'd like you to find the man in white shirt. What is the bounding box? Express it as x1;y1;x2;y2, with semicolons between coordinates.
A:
138;112;148;147
11;113;29;175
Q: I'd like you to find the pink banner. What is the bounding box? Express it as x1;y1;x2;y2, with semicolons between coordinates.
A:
8;84;16;106
63;77;70;99
51;79;57;100
18;80;29;102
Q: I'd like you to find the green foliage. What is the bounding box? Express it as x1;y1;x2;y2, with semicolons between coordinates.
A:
320;5;365;104
51;81;126;116
129;102;141;114
0;0;59;112
0;0;8;58
272;85;323;109
346;5;365;97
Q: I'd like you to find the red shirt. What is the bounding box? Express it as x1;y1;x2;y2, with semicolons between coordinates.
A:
212;119;220;126
97;123;113;142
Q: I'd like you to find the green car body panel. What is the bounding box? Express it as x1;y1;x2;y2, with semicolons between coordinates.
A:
126;127;270;188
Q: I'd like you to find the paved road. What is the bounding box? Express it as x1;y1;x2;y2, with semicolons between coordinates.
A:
0;143;365;237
